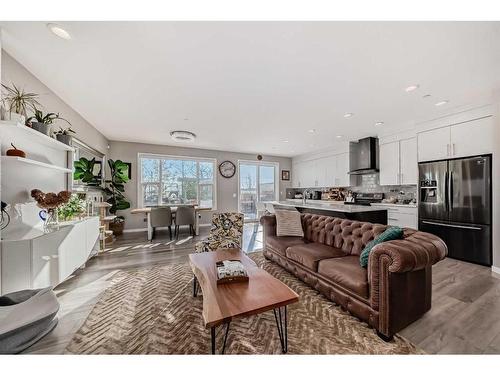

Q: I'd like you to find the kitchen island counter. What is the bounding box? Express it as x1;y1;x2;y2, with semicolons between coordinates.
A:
272;201;388;224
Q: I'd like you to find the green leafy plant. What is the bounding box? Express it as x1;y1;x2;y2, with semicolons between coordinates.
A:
27;107;71;126
54;126;76;136
1;83;41;116
73;157;100;186
103;159;131;214
58;194;86;221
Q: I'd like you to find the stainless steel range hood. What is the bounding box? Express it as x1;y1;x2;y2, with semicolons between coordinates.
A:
348;137;379;175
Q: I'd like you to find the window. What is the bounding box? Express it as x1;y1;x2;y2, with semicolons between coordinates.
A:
139;154;216;209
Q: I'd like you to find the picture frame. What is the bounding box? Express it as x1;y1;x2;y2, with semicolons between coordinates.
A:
281;169;290;181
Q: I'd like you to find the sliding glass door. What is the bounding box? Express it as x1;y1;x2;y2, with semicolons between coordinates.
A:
238;161;278;221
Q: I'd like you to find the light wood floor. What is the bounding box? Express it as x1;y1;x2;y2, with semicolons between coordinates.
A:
23;223;500;354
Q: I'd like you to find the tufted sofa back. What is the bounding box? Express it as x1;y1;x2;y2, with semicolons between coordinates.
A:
301;214;387;256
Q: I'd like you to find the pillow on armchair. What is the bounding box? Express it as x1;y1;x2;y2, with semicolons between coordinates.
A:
359;226;404;268
275;209;304;237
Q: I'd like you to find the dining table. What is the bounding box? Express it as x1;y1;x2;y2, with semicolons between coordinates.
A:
130;205;212;241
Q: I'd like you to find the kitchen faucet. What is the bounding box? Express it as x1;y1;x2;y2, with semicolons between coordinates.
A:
303;189;310;205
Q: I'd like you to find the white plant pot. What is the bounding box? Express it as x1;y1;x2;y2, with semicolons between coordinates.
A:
8;112;25;124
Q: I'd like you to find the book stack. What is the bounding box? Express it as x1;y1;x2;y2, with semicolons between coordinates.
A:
216;260;249;285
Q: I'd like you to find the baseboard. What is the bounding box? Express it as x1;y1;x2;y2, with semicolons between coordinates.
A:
492;266;500;275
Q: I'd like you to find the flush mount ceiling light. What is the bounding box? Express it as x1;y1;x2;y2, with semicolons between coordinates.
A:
47;23;72;40
435;100;449;106
375;122;384;126
405;84;419;92
336;135;343;139
343;113;354;118
170;130;196;142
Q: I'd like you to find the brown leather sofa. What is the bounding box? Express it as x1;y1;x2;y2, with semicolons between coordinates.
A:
261;213;447;340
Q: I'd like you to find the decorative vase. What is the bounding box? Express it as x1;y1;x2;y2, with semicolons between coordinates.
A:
8;112;25;124
56;134;72;145
31;122;51;136
43;208;60;232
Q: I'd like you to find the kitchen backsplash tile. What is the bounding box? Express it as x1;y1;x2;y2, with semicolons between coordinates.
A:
286;173;417;202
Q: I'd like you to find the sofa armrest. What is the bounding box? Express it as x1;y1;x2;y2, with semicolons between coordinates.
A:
369;230;447;312
260;215;277;237
369;231;447;274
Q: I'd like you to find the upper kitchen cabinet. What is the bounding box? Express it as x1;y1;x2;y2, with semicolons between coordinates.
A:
335;152;351;187
379;138;417;186
450;116;495;158
400;137;417;185
417;126;450;162
379;141;400;185
417;116;494;162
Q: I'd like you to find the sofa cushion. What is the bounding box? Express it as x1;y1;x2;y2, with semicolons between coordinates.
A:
286;243;346;271
266;236;307;256
359;226;404;268
275;209;304;237
318;256;369;299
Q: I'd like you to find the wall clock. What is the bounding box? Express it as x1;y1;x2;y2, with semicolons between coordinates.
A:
219;160;236;178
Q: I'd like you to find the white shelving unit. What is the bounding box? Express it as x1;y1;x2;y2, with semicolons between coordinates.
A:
0;120;74;152
1;156;72;173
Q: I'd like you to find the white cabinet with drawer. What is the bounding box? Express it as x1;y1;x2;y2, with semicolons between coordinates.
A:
371;204;418;229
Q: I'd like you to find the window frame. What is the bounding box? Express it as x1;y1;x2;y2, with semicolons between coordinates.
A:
137;152;217;210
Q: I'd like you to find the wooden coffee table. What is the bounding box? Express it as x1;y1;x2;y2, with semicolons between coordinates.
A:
188;248;299;354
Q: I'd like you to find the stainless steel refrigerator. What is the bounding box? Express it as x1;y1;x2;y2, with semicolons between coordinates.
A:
418;155;492;266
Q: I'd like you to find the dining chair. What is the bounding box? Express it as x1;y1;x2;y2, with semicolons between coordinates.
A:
194;212;244;253
150;207;173;241
174;206;195;240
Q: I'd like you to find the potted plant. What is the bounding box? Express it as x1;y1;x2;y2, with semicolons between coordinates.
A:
73;157;101;187
58;194;86;222
1;83;40;123
26;107;71;136
54;126;76;145
102;159;131;235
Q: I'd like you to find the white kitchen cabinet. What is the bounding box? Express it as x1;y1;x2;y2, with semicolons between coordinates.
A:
324;155;337;187
417;126;451;162
334;152;351;187
450;116;495;158
371;204;418;229
379;141;400;185
379;138;417;186
400;137;418;185
417;116;494;162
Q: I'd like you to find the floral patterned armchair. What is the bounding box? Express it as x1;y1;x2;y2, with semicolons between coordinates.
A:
194;212;244;253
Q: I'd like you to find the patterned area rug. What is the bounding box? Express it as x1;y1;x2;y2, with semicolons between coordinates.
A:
65;252;423;354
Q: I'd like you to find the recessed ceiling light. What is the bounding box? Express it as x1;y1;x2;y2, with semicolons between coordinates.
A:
308;129;316;134
170;130;196;142
375;122;384;126
435;100;449;107
422;94;431;99
405;84;419;92
47;23;71;40
343;113;354;118
336;135;343;139
282;139;289;143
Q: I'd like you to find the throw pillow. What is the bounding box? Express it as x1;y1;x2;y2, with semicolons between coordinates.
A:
359;226;404;268
275;209;304;237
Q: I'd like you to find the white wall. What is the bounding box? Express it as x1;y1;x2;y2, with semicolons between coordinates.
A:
109;140;292;230
1;51;108;155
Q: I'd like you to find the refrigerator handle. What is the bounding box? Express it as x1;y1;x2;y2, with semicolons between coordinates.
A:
449;171;453;211
444;171;449;212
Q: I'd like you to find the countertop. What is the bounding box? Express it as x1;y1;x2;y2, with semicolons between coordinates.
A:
285;199;417;209
273;201;388;213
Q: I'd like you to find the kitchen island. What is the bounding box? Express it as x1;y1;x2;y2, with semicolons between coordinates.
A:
272;200;388;224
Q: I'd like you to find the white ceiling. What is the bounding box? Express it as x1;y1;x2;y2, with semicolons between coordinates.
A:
1;21;500;157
